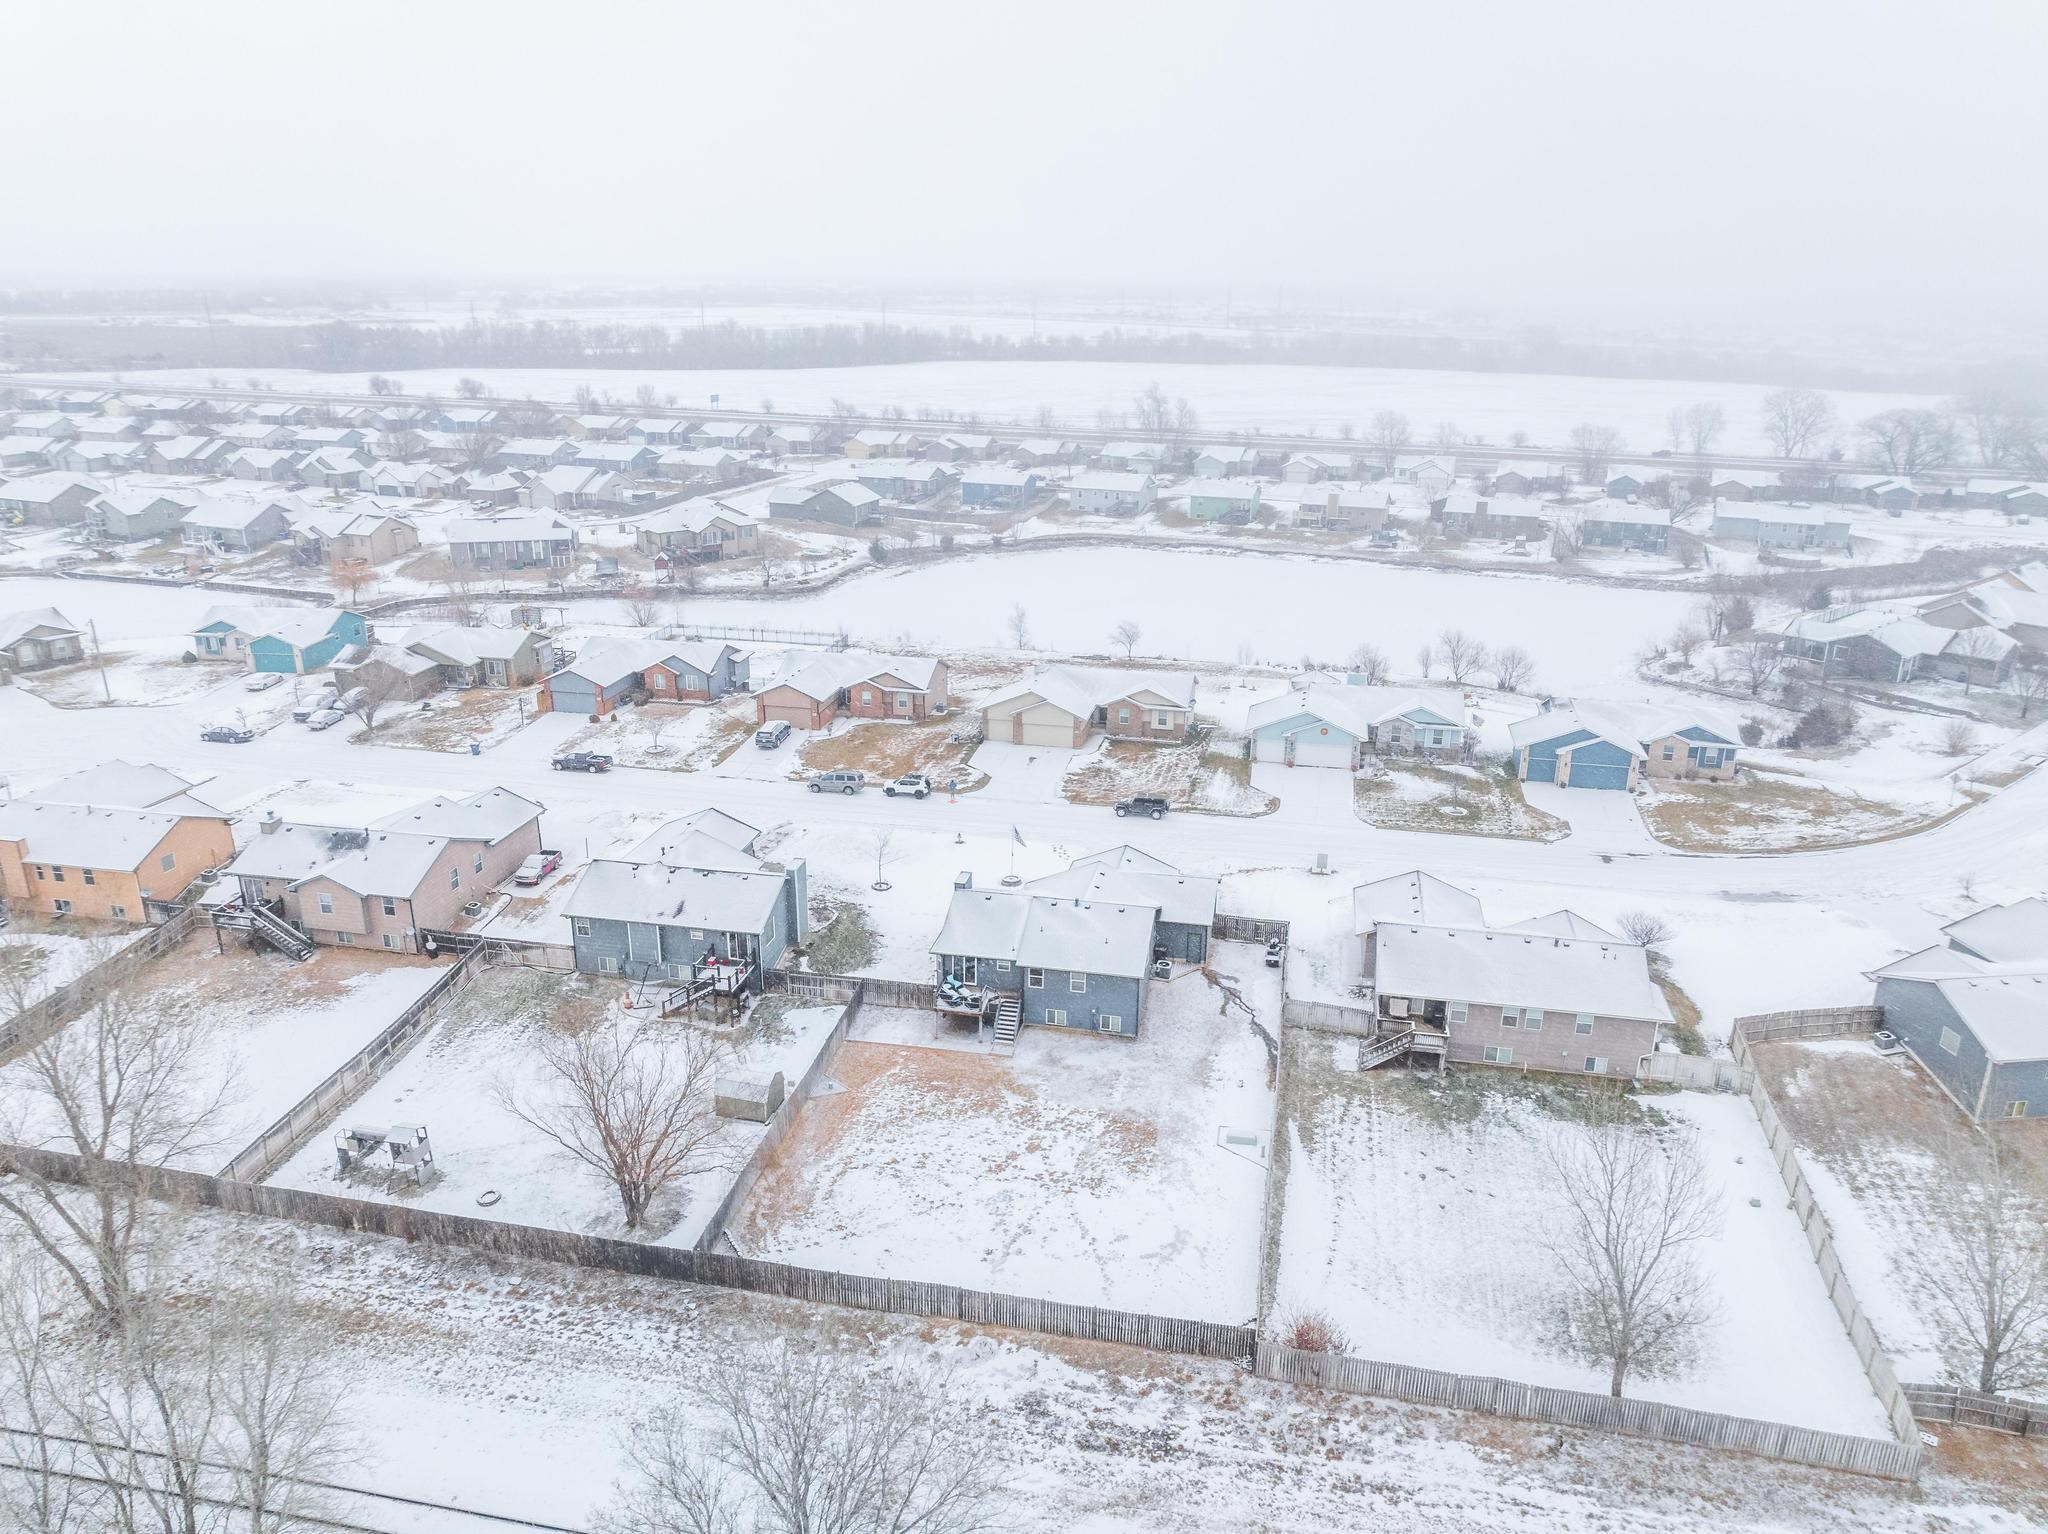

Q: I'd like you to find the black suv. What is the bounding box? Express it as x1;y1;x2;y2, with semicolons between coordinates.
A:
1114;795;1169;820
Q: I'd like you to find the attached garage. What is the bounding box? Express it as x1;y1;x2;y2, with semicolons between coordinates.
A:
1564;755;1632;790
984;695;1088;748
1254;723;1357;768
754;683;839;730
1554;738;1641;792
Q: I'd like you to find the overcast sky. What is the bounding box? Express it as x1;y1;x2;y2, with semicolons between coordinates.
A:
6;1;2045;343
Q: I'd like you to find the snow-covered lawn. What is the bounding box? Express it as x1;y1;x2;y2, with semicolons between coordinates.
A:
0;917;141;1009
1353;759;1567;840
269;964;844;1248
1270;1045;1892;1435
1062;737;1276;817
734;946;1280;1322
366;688;539;753
556;695;755;770
797;713;989;792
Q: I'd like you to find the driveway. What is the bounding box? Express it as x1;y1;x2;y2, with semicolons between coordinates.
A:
1521;781;1659;854
969;740;1076;803
1252;760;1357;828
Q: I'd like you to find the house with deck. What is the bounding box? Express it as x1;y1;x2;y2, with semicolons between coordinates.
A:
1182;478;1262;522
180;494;294;551
1486;461;1568;496
1782;604;2019;688
959;467;1040;509
0;797;235;924
1711;503;1852;549
1430;491;1549;542
445;514;578;571
635;501;761;561
1193;445;1255;477
846;429;920;459
855;460;951;503
1871;898;2048;1121
1065;472;1157;516
0;472;105;525
293;505;420;566
391;622;555;688
1579;501;1672;551
523;465;629;512
1281;484;1388;532
89;488;197;541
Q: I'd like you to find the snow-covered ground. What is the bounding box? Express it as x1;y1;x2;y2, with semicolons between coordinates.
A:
1272;1051;1891;1435
733;948;1279;1322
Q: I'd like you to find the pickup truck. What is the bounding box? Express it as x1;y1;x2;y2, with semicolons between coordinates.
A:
1113;795;1170;820
514;850;564;886
552;752;614;773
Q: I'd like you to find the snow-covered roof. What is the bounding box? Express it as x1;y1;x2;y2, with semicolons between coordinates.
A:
1712;502;1847;527
0;801;185;871
1352;871;1487;934
1507;703;1649;759
764;649;932;702
0;472;102;503
181;495;289;531
444;514;574;544
649;639;742;677
565;859;788;935
1502;910;1621;941
548;636;664;686
397;623;537;666
626;808;761;865
372;787;543;845
636;500;756;535
1491;460;1559;479
0;607;82;649
33;760;207;811
1067;472;1155;494
1249;684;1466;741
1783;604;2016;663
1874;945;2048;1062
1373;921;1670;1023
1195;445;1254;465
930;887;1158;980
192;605;352;647
821;483;882;507
980;664;1196;721
1026;851;1219;930
1941;898;2048;964
961;467;1036;488
1181;477;1263;501
1582;501;1673;527
1099;441;1166;460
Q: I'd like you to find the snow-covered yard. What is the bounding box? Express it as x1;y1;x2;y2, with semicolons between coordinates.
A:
733;946;1280;1322
0;916;141;1009
367;687;539;753
269;964;844;1248
1062;737;1276;817
1353;759;1567;840
1269;1043;1892;1434
556;695;756;770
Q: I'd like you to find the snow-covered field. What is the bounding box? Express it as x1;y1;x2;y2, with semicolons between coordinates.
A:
734;950;1279;1322
75;360;1942;456
1271;1052;1892;1435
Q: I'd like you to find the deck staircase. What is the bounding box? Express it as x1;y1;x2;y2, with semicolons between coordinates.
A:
1357;1027;1449;1072
991;995;1021;1052
210;900;316;962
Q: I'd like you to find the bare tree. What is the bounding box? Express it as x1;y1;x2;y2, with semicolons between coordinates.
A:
0;983;236;1323
1109;620;1141;659
0;1235;94;1533
1759;387;1835;458
456;377;485;400
624;587;661;627
1431;421;1460;448
606;1346;1011;1534
1414;641;1435;679
1489;643;1535;693
1732;637;1786;697
442;570;480;626
1544;1101;1720;1396
1365;410;1410;470
870;828;899;891
1550;516;1583;561
344;667;405;735
1005;604;1031;650
2013;663;2048;721
1941;719;1980;756
1616;910;1674;950
1437;628;1490;684
1348;643;1391;685
1669;625;1706;663
1950;626;2004;694
1677;402;1726;457
1923;1137;2048;1395
1567;424;1625;483
497;1020;728;1231
1859;408;1958;474
1718;593;1757;636
1950;385;2045;470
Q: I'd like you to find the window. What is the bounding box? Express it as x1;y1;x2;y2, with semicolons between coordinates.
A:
51;898;72;914
1939;1027;1962;1056
51;867;64;883
996;959;1011;972
574;918;591;937
1482;1045;1513;1065
1500;1007;1521;1028
336;930;355;945
473;852;484;874
599;955;619;974
652;672;668;689
1447;1001;1468;1025
2007;1101;2030;1119
1118;707;1131;726
1155;710;1171;729
317;893;334;915
861;690;874;706
31;866;43;881
448;868;460;890
1661;745;1675;761
382;933;397;950
690;929;704;941
382;896;397;916
161;852;177;873
1069;974;1087;994
1584;1057;1608;1074
81;868;95;886
1575;1013;1595;1035
1525;1008;1544;1031
1097;1015;1122;1034
110;905;126;919
1046;1008;1068;1027
1026;968;1044;989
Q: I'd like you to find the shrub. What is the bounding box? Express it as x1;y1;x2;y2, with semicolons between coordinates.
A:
1738;719;1765;746
1617;910;1674;950
1275;1307;1349;1354
1791;702;1855;749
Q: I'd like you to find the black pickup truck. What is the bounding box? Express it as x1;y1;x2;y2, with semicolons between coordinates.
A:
551;751;614;773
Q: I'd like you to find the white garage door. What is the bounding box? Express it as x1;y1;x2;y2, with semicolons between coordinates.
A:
1253;734;1289;764
996;708;1077;748
1290;731;1354;769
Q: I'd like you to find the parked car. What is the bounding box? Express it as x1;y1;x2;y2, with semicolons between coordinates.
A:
552;751;613;772
242;672;284;693
335;686;367;712
148;562;181;577
291;687;339;722
514;850;564;886
1114;795;1169;820
199;724;255;744
883;774;933;799
305;708;346;731
754;720;792;750
808;770;866;795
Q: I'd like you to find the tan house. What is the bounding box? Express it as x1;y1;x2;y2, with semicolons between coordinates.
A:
293;506;421;566
751;650;940;729
0;799;235;922
844;657;948;720
634;501;762;562
223;788;544;954
979;666;1197;748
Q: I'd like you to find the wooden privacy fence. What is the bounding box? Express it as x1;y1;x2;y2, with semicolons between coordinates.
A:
1904;1384;2048;1438
0;906;201;1063
1214;913;1290;946
1639;1053;1750;1092
1259;1343;1920;1480
217;950;481;1183
1729;1007;1922;1455
1281;998;1377;1037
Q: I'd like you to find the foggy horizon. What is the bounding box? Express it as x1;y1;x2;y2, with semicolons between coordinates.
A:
7;1;2048;355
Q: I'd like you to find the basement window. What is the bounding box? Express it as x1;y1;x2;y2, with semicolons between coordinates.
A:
1482;1045;1513;1065
1938;1027;1962;1056
2007;1101;2030;1119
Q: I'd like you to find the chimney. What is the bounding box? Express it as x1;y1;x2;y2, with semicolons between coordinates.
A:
259;809;282;835
954;870;973;890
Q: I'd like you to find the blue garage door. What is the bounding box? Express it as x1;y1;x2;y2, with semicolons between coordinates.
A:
1567;759;1631;790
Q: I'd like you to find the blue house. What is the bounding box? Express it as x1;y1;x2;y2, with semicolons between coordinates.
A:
1871;898;2048;1121
1508;705;1645;791
540;636;657;718
1248;684;1473;769
191;606;370;673
959;468;1040;509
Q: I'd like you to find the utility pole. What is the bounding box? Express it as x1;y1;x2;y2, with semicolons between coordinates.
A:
90;620;110;702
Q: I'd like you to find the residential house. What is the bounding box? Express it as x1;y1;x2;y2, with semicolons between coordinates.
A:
923;433;996;462
1781;604;2018;688
1352;871;1667;1076
1508;701;1740;789
642;640;749;702
0;608;87;671
460;471;526;508
366;461;457;500
52;440;148;476
1248;685;1472;768
855;460;950;503
651;448;742;486
768;424;835;456
1389;456;1457;498
1710;503;1852;549
959;467;1040;509
930;849;1220;1039
1282;452;1356;482
766;486;823;521
179;495;294;551
225;789;544;954
2;469;104;526
573;441;660;476
749;651;870;731
1606;470;1654;498
1998;484;2048;519
1181;478;1262;522
841;656;948;720
1487;461;1567;496
297;448;373;491
1095;441;1167;473
630;418;696;446
225;448;304;482
539;636;655;717
564;810;809;989
1066;472;1157;516
0;438;58;471
1282;484;1387;533
496;437;580;471
1870;898;2048;1121
293;506;420;566
690;421;768;452
809;482;883;526
568;414;630;441
189;606;369;672
979;666;1196;747
251;403;309;426
1862;478;1921;514
1192;445;1255;478
1012;439;1079;467
0;798;235;923
845;429;920;459
214;422;295;450
633;501;761;561
1430;492;1548;543
445;514;578;571
147;435;235;475
327;643;448;703
523;465;629;511
291;426;368;453
88;488;198;541
1709;472;1770;502
391;623;555;688
437;407;504;436
9;414;79;441
1579;501;1673;551
1953;580;2048;654
69;417;143;441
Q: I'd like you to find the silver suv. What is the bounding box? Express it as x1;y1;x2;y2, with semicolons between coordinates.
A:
807;770;866;795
